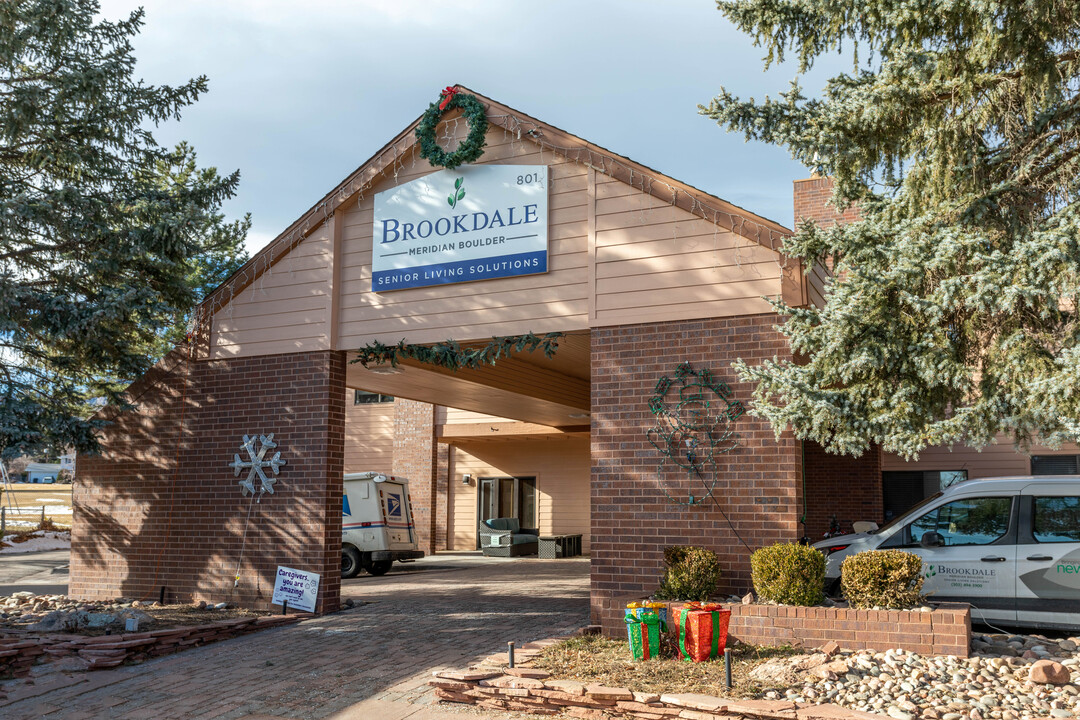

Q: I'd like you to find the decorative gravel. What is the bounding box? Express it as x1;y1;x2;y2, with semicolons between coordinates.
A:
755;633;1080;720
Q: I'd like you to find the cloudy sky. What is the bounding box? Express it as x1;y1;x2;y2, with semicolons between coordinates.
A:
97;0;842;255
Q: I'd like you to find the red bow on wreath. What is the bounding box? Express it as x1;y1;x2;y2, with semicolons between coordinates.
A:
438;86;458;111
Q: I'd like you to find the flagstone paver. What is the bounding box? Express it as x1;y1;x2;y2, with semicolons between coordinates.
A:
0;555;589;719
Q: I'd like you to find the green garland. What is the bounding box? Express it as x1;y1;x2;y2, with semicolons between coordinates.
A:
352;332;563;372
415;90;488;169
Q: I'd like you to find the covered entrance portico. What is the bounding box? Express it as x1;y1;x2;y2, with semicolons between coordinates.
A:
345;330;591;556
73;87;838;621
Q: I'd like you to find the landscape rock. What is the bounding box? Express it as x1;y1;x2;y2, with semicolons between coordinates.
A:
810;660;849;680
1030;659;1072;685
479;675;545;689
585;684;634;701
820;641;841;658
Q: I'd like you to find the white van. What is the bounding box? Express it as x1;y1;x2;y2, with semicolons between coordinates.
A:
341;472;424;578
815;476;1080;629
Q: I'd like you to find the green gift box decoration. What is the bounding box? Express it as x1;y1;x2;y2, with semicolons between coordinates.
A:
625;610;661;660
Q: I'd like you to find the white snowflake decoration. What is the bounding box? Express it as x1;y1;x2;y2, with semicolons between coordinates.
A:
229;433;286;497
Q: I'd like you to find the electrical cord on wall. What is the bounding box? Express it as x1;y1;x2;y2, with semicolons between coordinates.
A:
693;465;754;554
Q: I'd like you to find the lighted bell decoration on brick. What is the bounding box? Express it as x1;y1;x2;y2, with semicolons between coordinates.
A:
229;433;286;497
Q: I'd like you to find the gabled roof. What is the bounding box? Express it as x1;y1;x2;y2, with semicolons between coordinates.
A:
196;85;796;326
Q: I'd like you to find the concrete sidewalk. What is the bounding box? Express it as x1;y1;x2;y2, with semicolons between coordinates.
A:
0;554;590;719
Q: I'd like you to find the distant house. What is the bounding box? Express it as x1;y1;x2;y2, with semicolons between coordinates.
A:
23;462;62;483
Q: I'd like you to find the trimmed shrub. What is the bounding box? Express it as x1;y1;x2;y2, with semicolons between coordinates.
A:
840;549;924;609
750;542;826;606
654;545;721;601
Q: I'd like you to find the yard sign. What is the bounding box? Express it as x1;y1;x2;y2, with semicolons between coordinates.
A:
271;566;320;613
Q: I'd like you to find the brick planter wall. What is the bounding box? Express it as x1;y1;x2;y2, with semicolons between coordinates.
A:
590;314;802;624
597;596;970;658
73;349;346;613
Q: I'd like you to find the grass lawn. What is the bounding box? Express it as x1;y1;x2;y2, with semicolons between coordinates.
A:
534;633;804;698
1;485;72;530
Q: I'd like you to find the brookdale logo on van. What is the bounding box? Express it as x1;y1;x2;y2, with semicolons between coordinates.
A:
371;164;549;292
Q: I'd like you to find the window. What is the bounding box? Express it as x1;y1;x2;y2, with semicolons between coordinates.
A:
937;471;967;489
1033;496;1080;543
1031;455;1079;475
354;391;394;405
883;470;968;520
909;496;1011;546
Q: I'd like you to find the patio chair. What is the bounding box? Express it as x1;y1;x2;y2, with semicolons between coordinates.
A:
479;518;539;557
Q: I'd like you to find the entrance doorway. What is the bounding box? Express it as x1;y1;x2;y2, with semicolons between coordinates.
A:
477;476;536;548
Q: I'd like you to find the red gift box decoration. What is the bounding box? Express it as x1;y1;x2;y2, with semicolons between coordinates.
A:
673;602;730;663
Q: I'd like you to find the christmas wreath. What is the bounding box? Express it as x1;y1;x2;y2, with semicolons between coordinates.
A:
415;87;488;169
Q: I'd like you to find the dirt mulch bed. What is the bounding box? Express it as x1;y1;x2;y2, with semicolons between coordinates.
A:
533;634;804;698
76;605;271;636
0;599;272;637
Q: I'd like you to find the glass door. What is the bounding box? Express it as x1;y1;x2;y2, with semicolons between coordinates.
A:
479;478;497;525
476;476;537;548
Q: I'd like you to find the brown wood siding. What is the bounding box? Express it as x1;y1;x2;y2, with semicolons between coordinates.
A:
592;174;783;326
440;407;516;425
882;435;1080;478
337;126;589;348
205;115;794;358
209;226;333;358
343;394;395;475
447;437;590;552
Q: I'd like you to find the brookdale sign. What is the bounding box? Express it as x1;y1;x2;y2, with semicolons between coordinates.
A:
372;164;549;291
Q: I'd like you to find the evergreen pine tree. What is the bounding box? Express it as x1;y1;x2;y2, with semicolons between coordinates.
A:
0;1;247;457
702;0;1080;458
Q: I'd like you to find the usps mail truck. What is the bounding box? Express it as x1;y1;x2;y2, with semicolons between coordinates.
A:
341;472;424;578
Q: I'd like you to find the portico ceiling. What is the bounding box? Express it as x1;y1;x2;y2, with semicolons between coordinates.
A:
344;330;590;429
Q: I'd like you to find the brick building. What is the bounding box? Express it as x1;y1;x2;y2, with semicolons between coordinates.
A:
73;88;1080;618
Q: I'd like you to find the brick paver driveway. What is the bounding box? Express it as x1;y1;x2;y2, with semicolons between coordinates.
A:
0;553;590;720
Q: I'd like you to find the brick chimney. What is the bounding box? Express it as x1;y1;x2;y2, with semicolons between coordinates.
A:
793;175;859;229
793;176;883;537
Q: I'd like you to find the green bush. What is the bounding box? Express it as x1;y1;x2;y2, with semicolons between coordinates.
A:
654;545;721;601
840;550;924;609
750;542;826;606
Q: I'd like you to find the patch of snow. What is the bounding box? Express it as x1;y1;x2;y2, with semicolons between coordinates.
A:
1;530;71;554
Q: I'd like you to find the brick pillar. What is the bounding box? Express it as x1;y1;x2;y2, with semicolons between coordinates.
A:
590;315;802;624
435;443;450;551
793;177;877;540
392;399;438;554
318;352;346;612
803;440;883;538
73;349;346;613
